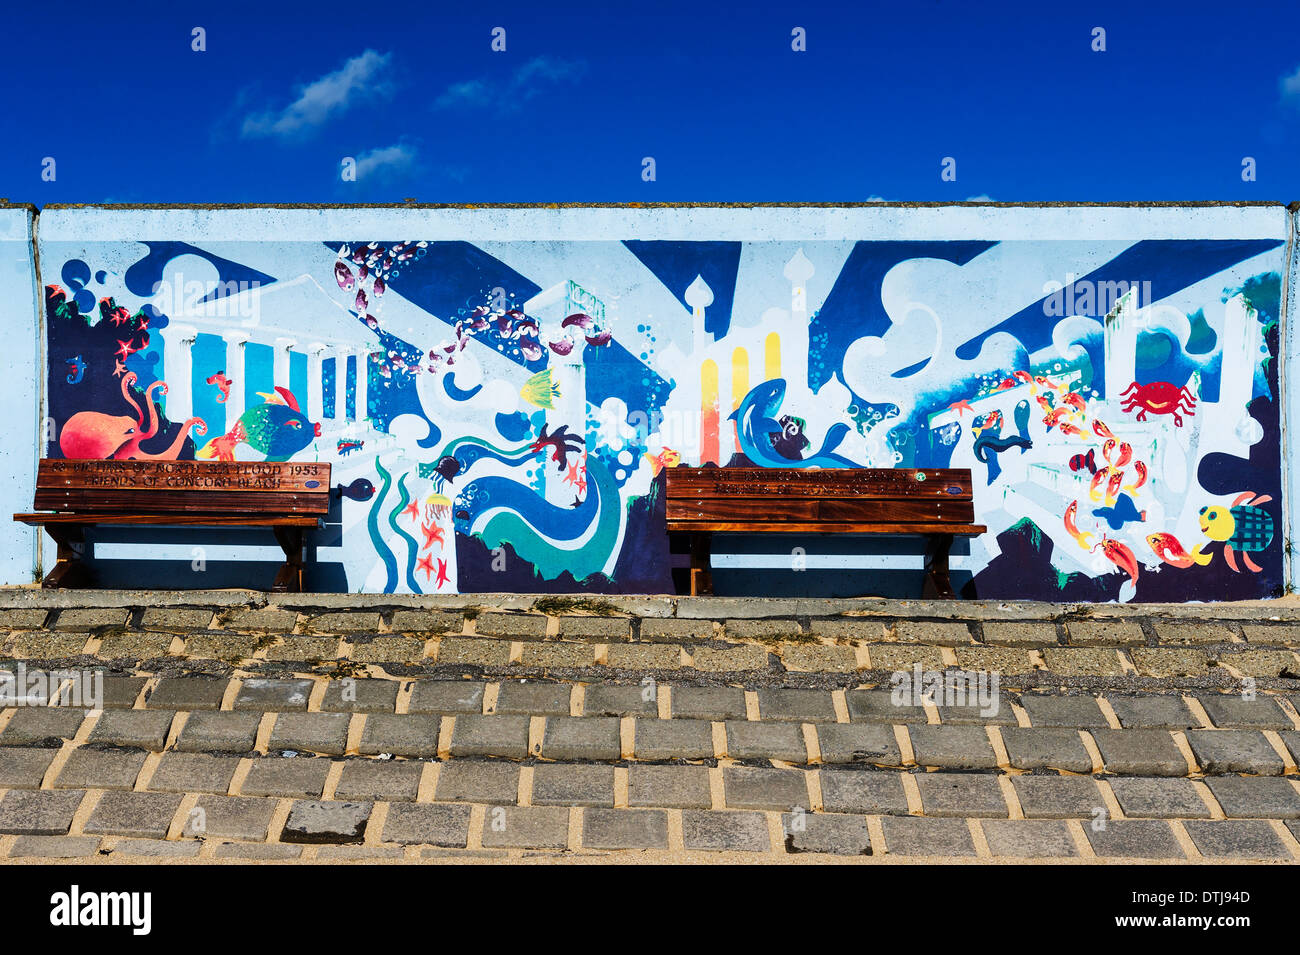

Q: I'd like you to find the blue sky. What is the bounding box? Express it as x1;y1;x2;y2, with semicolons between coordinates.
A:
5;0;1300;204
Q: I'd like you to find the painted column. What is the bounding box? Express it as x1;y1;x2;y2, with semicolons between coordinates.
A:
784;247;814;395
221;331;248;423
355;347;369;427
166;324;198;422
306;342;326;427
274;336;296;392
334;345;349;423
1103;286;1138;402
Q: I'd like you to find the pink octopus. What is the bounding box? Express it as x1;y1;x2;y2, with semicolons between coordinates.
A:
59;372;206;460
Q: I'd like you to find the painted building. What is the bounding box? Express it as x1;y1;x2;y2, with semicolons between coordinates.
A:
3;202;1298;601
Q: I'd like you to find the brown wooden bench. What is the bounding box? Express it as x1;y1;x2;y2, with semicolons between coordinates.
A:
14;459;331;592
664;467;985;598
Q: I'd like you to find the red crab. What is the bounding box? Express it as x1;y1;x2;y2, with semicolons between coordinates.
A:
1120;380;1196;427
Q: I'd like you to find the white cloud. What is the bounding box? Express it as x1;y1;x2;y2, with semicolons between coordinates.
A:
243;50;393;138
354;143;417;181
1282;64;1300;105
433;56;586;113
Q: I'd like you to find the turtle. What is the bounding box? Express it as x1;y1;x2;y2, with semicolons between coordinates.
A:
1196;492;1274;573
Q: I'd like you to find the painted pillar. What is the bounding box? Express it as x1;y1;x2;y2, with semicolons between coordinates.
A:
334;345;349;423
1103;286;1138;402
274;337;296;393
355;347;369;426
784;247;814;394
221;330;248;423
306;343;326;427
167;324;198;422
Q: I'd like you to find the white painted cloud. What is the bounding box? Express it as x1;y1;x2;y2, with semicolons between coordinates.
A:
243;50;394;138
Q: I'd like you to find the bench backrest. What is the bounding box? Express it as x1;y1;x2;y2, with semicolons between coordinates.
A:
664;467;975;527
34;459;332;516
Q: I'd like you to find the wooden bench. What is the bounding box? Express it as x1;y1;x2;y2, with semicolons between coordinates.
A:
664;467;985;598
14;459;331;592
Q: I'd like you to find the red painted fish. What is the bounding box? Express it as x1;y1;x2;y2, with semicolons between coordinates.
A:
1112;442;1133;468
1069;448;1098;474
1064;500;1095;550
1043;407;1069;430
1105;469;1125;504
1146;532;1208;568
1094;536;1140;586
1102;438;1116;462
1123;460;1148;495
1093;418;1115;440
1089;466;1110;502
1061;392;1086;413
1058;421;1088;439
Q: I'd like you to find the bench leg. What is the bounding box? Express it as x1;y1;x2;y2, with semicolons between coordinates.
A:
42;525;89;589
688;532;714;596
272;526;306;593
923;533;955;599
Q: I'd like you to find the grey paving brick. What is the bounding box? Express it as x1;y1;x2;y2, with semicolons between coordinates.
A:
1063;621;1145;647
881;816;975;856
334;759;423;801
146;753;240;795
627;765;712;809
0;707;85;745
222;607;298;632
146;676;229;710
213;842;302;859
383;802;473;846
531;763;615;807
281;799;371;844
1279;731;1300;766
1129;647;1212;678
583;684;657;717
98;630;174;659
783;812;871;855
607;643;682;670
320;679;398;713
815;723;901;765
437;638;511;666
907;725;998;769
9;835;100;858
541;717;620;760
914;772;1008;817
846;688;927;723
389;610;461;634
263;635;340;662
175;711;260;753
305;611;381;633
100;677;147;709
316;846;406;860
583;808;669;849
725;721;807;762
755;688;837;722
449;715;530;759
690;644;770;671
819;769;910;814
53;608;129;631
54;747;147;791
240;755;331;797
1090;729;1188;776
111;839;202;858
1184;820;1293;859
88;709;174;750
140;607;213;632
781;644;859;673
0;789;84;835
494;681;572;716
269;712;350;755
1011;776;1105;818
1243;625;1300;646
435;761;520;804
1154;622;1237;645
1186;730;1285;775
1001;727;1092;773
1196;694;1292;729
891;620;975;645
233;678;314;712
981;819;1078;857
480;806;570;849
349;635;428;664
182;795;277;841
1085;819;1184;858
1105;694;1197;729
724;618;803;641
1204;776;1300;818
0;609;50;629
407;680;485;715
1019;694;1108;728
1108;777;1211;818
681;810;770;852
934;696;1018;725
0;747;56;788
359;714;441;758
724;767;810;810
475;612;548;637
671;686;747;720
640;618;715;641
84;791;183;839
633;718;714;760
556;616;631;640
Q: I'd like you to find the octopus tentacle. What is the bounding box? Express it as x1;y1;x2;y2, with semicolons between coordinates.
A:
120;372;144;425
133;418;207;460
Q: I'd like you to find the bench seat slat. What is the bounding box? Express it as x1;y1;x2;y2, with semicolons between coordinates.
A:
667;498;974;523
33;490;329;515
16;513;323;527
665;521;986;535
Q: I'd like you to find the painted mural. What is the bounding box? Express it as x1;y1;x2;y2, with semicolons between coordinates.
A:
40;231;1287;601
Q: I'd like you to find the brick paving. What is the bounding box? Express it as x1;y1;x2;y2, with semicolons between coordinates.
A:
1;590;1300;862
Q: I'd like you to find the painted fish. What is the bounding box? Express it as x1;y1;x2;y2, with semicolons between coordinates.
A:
1092;493;1146;530
1069;448;1098;475
1094;536;1140;587
1122;459;1148;495
1089;466;1110;502
645;448;681;476
1092;418;1115;440
971;401;1033;485
1043;407;1069;430
521;369;561;410
1112;442;1133;468
1063;499;1095;550
1061;392;1086;413
196;387;321;462
336;478;375;501
1035;394;1055;414
1058;421;1088;439
336;439;364;457
1147;532;1207;568
334;261;354;291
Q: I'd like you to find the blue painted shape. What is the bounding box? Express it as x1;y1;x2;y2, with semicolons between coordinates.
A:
322;356;336;419
289;350;308;411
345;355;357;421
244;342;274;412
622;240;741;339
123;241;276;302
812;241;996;391
191;332;227;437
443;372;483;402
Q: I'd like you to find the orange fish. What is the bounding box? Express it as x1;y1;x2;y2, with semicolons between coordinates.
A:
1094;536;1140;586
1112;442;1133;468
1043;407;1069;430
1123;460;1148;495
1102;438;1116;462
1093;419;1115;440
1089;466;1110;502
1058;421;1088;439
1061;392;1086;413
1105;469;1125;504
1147;532;1207;568
1064;500;1095;550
